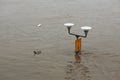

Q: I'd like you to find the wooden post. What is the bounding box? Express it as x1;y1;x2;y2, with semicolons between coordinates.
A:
75;38;82;53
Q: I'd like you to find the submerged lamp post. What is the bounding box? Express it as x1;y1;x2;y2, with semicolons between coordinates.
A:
64;23;92;54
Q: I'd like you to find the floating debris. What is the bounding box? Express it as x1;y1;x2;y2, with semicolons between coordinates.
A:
37;24;42;27
33;50;42;56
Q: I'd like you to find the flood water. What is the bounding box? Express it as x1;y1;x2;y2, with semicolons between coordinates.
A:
0;0;120;80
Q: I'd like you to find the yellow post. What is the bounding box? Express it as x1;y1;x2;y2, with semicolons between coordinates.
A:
75;38;82;53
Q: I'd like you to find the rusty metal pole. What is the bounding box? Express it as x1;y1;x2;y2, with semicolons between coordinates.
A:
75;38;82;54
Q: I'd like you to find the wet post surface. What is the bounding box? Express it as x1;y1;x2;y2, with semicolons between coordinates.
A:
75;38;82;63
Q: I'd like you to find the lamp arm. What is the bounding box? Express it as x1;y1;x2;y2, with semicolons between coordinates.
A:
67;27;89;38
75;30;89;38
75;30;88;38
68;31;87;38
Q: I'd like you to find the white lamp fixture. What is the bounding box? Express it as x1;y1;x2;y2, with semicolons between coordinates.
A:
81;26;92;37
81;26;92;31
64;23;92;38
64;23;74;27
64;23;74;34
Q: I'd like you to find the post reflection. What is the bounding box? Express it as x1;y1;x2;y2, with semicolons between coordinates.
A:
74;53;81;64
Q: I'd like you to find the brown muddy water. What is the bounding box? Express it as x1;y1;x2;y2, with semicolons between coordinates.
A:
0;0;120;80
